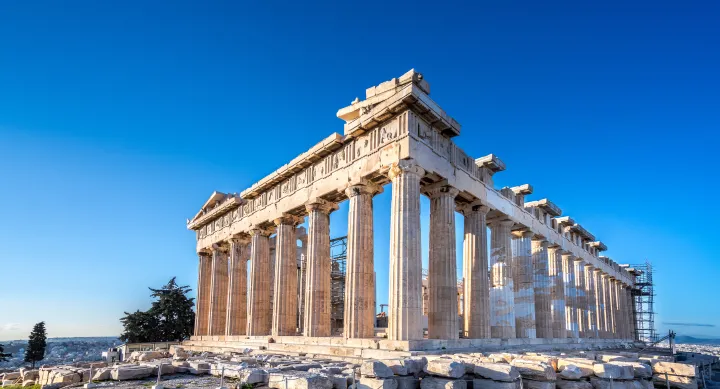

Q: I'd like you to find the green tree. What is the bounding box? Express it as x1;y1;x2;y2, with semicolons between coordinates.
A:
0;343;11;362
24;322;47;369
120;277;195;343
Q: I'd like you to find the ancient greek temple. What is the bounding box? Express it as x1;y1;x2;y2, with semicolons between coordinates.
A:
185;70;638;356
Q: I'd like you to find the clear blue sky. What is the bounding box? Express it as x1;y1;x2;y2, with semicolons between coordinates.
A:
1;1;718;341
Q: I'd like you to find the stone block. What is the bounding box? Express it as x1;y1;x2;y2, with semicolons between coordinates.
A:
188;361;211;375
558;359;596;373
472;378;521;389
269;372;335;389
473;363;520;382
326;374;349;389
382;360;409;376
556;379;593;389
522;356;559;372
592;364;633;380
510;360;556;381
420;376;467;389
523;380;556;389
357;377;399;389
589;377;631;389
363;361;395;378
22;380;36;387
91;367;112;381
651;362;698;378
20;368;39;381
242;368;269;384
652;375;698;389
611;362;651;379
396;376;421;389
559;365;585;380
111;365;154;381
424;360;466;379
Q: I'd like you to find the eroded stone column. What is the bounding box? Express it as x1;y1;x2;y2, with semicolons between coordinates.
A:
547;245;566;339
304;199;336;337
593;269;606;338
460;203;490;339
600;273;612;337
298;235;307;333
605;275;617;337
226;237;249;336
574;258;588;338
247;227;272;336
194;252;212;336
344;183;381;339
512;230;536;338
272;215;302;337
613;279;624;340
489;219;516;339
584;264;598;338
387;159;425;341
532;238;552;339
626;285;635;340
208;244;229;335
562;253;578;338
426;183;460;339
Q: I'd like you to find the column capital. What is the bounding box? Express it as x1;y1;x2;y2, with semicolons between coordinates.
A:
387;159;425;180
229;234;251;245
422;180;459;199
584;263;595;269
511;228;534;239
457;201;490;216
305;198;339;214
210;243;229;253
274;213;304;226
344;181;383;198
487;218;515;228
198;249;212;257
249;226;274;237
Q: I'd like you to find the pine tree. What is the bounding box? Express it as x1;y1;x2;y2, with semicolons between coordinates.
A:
120;277;195;342
0;343;11;362
24;322;47;369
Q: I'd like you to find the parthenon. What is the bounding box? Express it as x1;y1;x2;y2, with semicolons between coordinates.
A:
185;70;638;357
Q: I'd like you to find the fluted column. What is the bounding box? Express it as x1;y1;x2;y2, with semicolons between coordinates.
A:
226;237;250;336
460;203;490;339
532;238;552;339
297;235;307;334
584;264;598;338
272;215;302;337
344;183;381;339
512;230;536;338
600;273;612;337
387;159;425;341
593;269;606;338
547;245;566;339
247;227;272;336
194;252;212;336
489;219;516;339
574;258;587;338
626;286;636;340
208;244;229;335
613;279;624;339
562;253;578;338
304;199;336;337
605;276;617;337
426;183;460;339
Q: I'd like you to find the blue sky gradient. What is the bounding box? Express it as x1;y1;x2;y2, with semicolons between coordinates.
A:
1;0;719;340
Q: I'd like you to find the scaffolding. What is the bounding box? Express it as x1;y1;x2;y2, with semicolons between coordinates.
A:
630;260;657;343
330;236;347;334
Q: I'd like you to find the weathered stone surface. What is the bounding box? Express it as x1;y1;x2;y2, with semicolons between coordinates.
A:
362;361;395;378
592;364;633;380
325;374;349;389
589;378;631;389
473;363;520;382
188;361;211;375
559;365;584;380
651;362;698;378
20;368;39;381
403;358;427;376
111;365;154;381
522;356;559;372
357;377;399;389
556;379;593;389
420;376;467;389
22;380;36;387
38;367;82;387
424;359;466;379
510;359;556;381
241;368;269;384
92;367;112;381
3;372;21;380
382;360;409;376
611;362;651;379
558;359;596;373
269;372;335;389
396;376;421;389
523;380;556;389
473;378;521;389
652;375;698;389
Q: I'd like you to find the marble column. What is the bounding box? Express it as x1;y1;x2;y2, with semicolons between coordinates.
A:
489;219;516;339
297;235;308;334
304;199;336;337
387;159;425;341
208;244;229;335
226;237;249;336
573;258;587;338
605;276;617;337
613;280;624;339
512;230;536;338
547;245;566;339
561;253;578;338
344;183;381;339
584;264;598;338
426;183;460;339
532;238;552;339
460;203;490;339
272;215;302;337
600;273;612;337
194;252;212;336
626;286;635;340
247;227;272;336
593;269;606;338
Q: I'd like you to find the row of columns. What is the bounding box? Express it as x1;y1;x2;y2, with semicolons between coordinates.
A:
194;158;636;341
